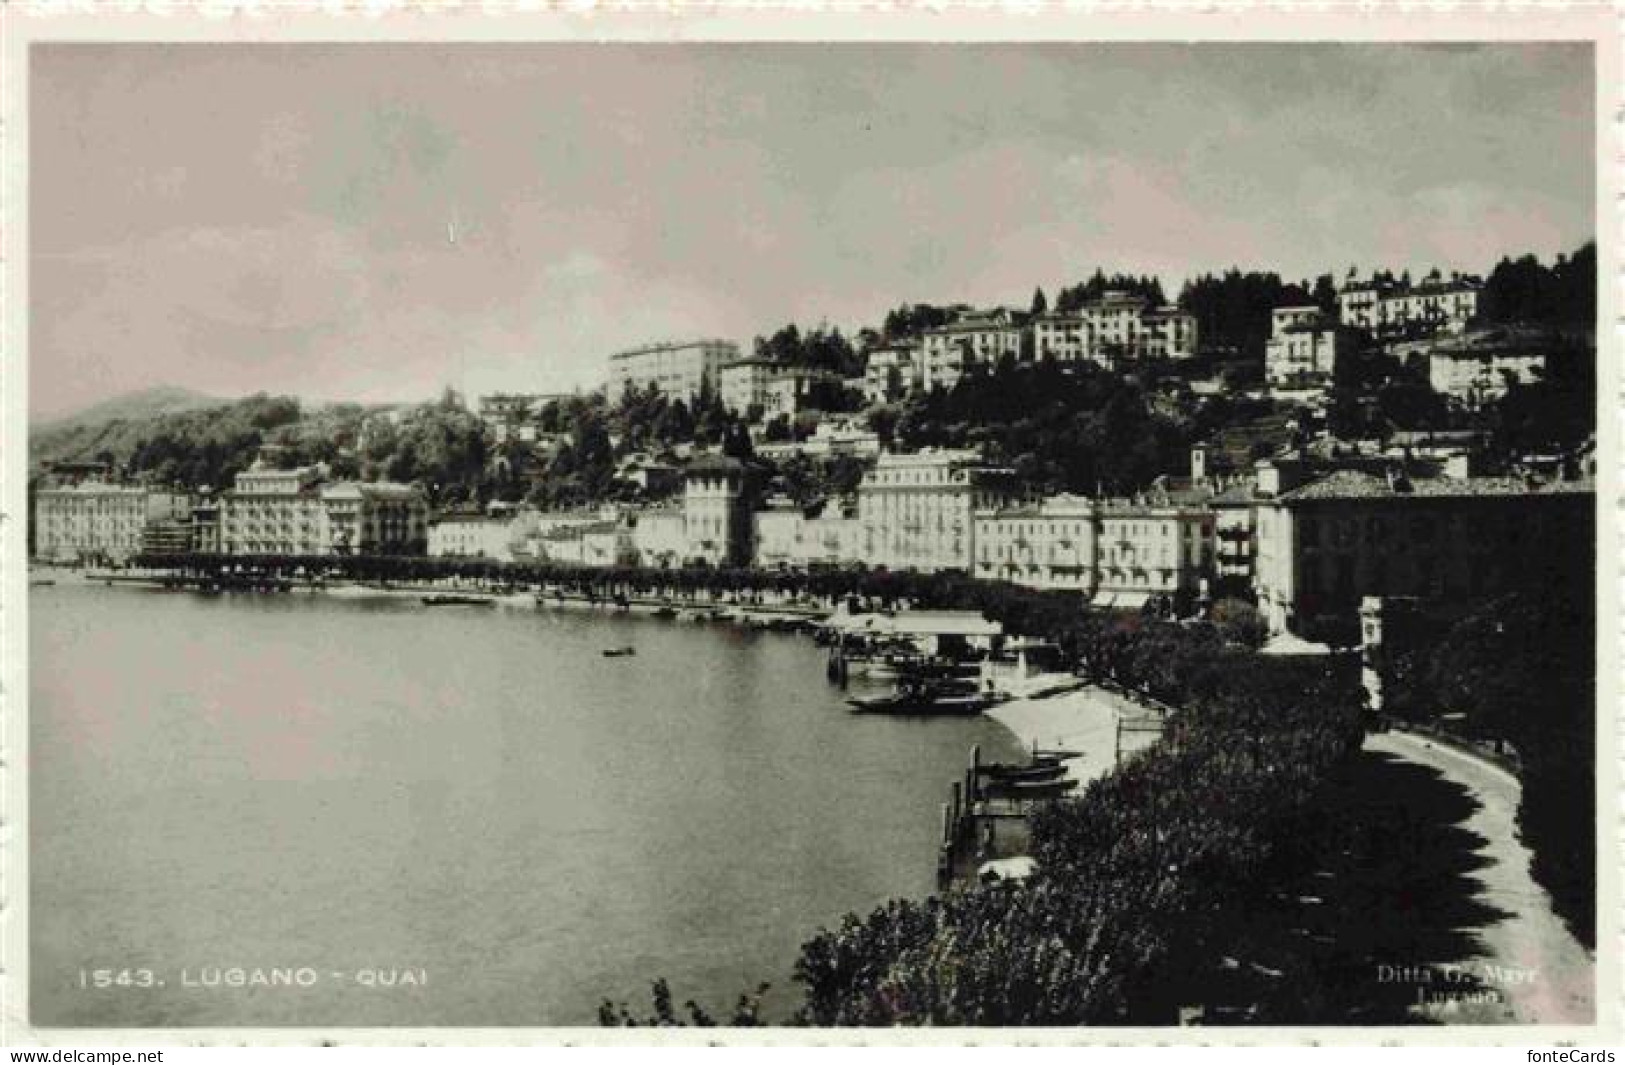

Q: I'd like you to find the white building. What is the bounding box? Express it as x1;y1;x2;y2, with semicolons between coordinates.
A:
753;498;807;571
608;339;739;403
1092;503;1214;611
322;482;428;556
429;509;538;562
1423;328;1551;407
220;465;328;556
972;495;1098;593
857;449;1014;573
1337;274;1481;339
763;368;843;417
629;507;688;569
920;310;1023;391
1031;293;1198;367
1265;305;1343;385
718;359;785;416
972;494;1214;608
683;454;756;568
863;341;923;404
219;465;429;556
33;484;188;564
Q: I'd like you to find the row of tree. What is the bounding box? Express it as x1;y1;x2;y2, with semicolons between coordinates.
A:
1378;566;1595;947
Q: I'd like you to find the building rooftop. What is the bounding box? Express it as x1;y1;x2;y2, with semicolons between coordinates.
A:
685;454;748;475
322;481;421;501
826;609;1004;639
611;339;738;360
36;481;150;496
1424;325;1562;358
1277;469;1592;503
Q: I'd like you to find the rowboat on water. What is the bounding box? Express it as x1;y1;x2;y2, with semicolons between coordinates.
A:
421;593;494;606
846;676;996;716
847;691;987;716
602;646;637;658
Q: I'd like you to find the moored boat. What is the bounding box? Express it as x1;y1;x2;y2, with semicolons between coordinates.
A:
981;776;1079;800
602;646;637;658
421;593;495;606
980;761;1068;783
847;677;993;716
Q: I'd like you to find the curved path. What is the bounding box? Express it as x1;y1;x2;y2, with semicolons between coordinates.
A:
1366;731;1594;1024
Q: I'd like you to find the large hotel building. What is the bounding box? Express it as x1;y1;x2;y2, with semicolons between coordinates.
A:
857;449;1016;573
607;339;740;404
34;483;189;564
219;464;428;556
1253;469;1590;640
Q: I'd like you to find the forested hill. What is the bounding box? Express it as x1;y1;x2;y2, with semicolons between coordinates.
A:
30;393;377;491
32;385;220;433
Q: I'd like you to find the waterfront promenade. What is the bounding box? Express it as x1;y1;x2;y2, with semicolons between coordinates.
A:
1365;732;1595;1024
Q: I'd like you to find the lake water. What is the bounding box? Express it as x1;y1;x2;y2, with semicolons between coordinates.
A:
30;584;1021;1027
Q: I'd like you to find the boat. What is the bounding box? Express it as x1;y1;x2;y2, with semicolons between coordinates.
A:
421;593;494;606
980;761;1068;783
28;578;56;587
982;776;1078;800
846;678;992;716
602;646;637;658
651;606;678;620
848;691;985;716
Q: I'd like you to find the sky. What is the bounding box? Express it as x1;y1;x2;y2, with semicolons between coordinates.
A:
29;41;1595;420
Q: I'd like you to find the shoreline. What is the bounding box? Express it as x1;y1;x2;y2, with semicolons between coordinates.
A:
983;680;1145;794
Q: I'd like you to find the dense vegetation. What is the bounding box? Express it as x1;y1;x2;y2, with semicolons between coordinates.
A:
891;359;1193;496
1479;242;1596;331
1053;269;1168;314
1175;270;1312;361
1380;560;1596;947
751;323;864;377
31;392;317;492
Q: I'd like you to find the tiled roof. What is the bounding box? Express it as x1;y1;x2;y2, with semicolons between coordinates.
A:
1277;470;1592;503
685;454;747;474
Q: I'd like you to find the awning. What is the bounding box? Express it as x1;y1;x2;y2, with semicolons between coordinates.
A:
1261;631;1333;656
978;856;1037;882
1108;591;1153;612
1090;592;1118;609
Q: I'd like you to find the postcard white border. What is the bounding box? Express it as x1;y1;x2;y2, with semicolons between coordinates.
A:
2;0;1619;1047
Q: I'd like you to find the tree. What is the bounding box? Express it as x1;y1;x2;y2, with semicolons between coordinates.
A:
1211;598;1267;649
1421;582;1595;946
1030;287;1049;316
1177;269;1292;362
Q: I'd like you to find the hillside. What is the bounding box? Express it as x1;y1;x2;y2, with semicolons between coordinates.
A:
33;386;221;433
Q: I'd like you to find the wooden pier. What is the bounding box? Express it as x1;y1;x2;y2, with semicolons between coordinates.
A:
935;744;1068;889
